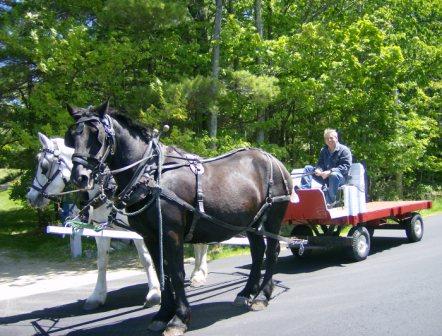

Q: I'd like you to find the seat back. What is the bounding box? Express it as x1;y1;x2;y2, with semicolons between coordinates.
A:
343;163;366;215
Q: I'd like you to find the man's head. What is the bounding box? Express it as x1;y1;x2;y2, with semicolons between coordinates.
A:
323;128;339;151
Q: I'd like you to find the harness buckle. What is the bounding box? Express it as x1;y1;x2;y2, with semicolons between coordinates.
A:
98;192;107;202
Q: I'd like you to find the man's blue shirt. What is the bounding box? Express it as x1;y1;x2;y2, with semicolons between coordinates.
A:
316;143;352;178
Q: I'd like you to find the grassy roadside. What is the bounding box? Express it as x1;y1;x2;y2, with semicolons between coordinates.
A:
0;185;440;265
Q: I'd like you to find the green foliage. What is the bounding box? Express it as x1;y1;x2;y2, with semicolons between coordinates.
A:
0;0;440;230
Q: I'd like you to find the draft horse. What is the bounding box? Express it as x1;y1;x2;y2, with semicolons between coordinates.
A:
65;102;292;336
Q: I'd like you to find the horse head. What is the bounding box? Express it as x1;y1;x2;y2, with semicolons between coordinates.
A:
65;101;114;190
26;132;74;208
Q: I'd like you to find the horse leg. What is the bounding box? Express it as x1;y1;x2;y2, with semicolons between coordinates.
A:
84;236;111;310
250;206;285;311
250;237;280;311
133;238;161;308
144;236;178;333
190;244;208;287
162;232;191;336
233;231;265;307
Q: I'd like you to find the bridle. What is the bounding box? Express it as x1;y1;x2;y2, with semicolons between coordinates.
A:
71;114;116;177
31;147;71;202
70;113;163;190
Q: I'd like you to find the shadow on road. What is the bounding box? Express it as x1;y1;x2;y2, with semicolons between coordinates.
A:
234;236;410;275
61;301;248;336
0;283;148;326
1;274;250;336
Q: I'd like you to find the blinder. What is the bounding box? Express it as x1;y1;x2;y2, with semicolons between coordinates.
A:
64;125;76;148
70;114;116;179
31;147;70;200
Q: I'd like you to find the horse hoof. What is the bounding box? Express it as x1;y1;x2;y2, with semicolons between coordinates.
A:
190;272;207;287
144;294;161;308
148;320;167;332
233;295;250;307
190;278;206;287
83;300;103;311
162;326;187;336
250;299;268;311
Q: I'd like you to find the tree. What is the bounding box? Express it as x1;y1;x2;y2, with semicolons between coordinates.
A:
209;0;223;142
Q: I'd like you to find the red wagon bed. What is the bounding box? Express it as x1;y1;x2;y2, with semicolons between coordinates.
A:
283;189;432;225
282;187;432;262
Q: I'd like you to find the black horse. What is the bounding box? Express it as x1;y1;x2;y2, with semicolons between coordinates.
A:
65;102;292;336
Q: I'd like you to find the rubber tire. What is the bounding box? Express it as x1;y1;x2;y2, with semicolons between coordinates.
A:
290;225;313;258
366;227;375;238
347;226;371;262
404;213;424;243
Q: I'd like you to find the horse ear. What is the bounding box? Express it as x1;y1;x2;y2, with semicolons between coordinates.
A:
38;132;53;149
66;103;81;120
94;100;109;119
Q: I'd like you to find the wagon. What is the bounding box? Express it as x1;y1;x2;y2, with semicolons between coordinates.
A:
284;163;432;261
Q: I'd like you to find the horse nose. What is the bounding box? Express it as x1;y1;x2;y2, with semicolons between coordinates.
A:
75;174;89;188
26;188;47;208
72;165;91;188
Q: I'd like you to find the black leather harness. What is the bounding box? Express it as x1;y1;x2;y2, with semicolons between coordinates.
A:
72;115;292;288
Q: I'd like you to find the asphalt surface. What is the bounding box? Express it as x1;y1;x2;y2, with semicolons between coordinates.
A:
1;214;441;336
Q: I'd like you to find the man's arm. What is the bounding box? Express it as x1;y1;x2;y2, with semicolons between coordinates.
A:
331;146;352;176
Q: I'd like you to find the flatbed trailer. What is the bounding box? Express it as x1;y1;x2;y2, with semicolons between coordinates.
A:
283;164;432;261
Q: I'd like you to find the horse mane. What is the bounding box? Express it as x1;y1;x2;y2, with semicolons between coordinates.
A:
108;109;154;141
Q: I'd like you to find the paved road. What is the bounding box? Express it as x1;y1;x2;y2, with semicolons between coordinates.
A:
1;214;441;336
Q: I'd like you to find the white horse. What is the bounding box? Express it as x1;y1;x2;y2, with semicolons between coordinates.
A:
26;132;208;310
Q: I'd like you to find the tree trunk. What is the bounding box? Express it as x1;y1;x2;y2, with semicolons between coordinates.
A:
396;171;403;199
254;0;263;37
209;0;222;141
255;0;265;144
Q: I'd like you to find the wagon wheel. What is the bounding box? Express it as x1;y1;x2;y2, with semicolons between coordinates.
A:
290;225;313;258
366;226;375;238
404;213;424;243
347;226;371;262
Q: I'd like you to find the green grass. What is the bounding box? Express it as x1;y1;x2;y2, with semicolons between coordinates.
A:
0;187;74;261
0;188;22;211
0;168;21;184
422;197;442;217
183;242;250;262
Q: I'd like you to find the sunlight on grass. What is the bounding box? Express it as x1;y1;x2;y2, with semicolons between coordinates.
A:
422;197;441;217
0;189;22;211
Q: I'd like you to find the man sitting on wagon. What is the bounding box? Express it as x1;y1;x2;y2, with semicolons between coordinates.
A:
300;128;352;208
